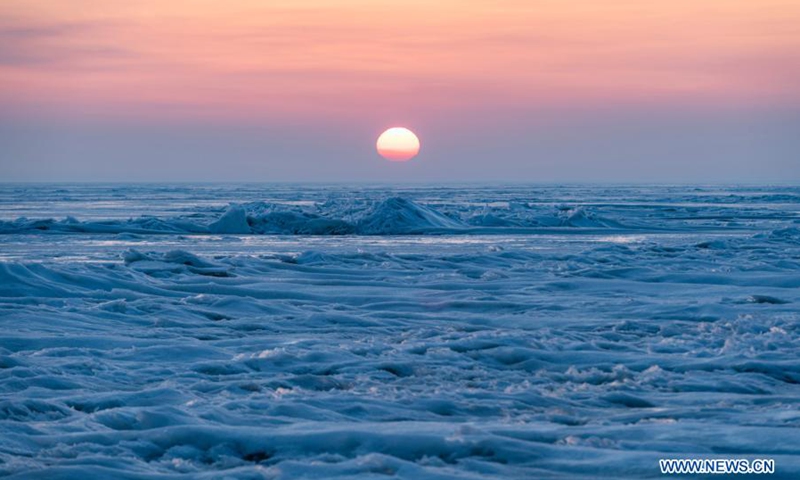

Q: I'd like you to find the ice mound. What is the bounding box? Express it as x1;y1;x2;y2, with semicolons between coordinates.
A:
356;197;464;234
244;197;464;235
558;207;623;228
208;205;250;234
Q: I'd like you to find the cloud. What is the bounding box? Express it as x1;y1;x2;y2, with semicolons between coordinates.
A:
0;20;96;39
0;18;132;68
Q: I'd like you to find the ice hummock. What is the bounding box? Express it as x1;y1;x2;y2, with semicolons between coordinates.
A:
356;197;465;234
208;204;250;234
0;195;658;236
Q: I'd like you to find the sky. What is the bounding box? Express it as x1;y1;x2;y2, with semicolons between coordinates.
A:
1;0;799;182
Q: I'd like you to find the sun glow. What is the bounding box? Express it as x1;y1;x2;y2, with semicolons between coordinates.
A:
376;127;420;162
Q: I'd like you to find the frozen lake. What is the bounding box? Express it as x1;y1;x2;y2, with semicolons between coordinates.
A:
1;184;799;478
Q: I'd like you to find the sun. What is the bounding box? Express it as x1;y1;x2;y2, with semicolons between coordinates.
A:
376;127;420;162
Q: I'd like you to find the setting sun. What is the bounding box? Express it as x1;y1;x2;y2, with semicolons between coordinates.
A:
376;127;420;162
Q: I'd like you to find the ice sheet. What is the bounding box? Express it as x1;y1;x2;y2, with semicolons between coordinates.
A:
1;184;799;478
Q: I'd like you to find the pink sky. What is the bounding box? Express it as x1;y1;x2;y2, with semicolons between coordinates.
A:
0;0;798;181
2;0;798;121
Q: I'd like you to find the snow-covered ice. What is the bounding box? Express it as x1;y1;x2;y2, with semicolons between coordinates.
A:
1;184;799;478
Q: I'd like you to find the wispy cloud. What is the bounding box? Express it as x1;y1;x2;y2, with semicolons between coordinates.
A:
0;18;133;68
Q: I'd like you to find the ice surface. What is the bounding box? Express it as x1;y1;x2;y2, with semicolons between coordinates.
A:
8;184;794;236
1;184;799;479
